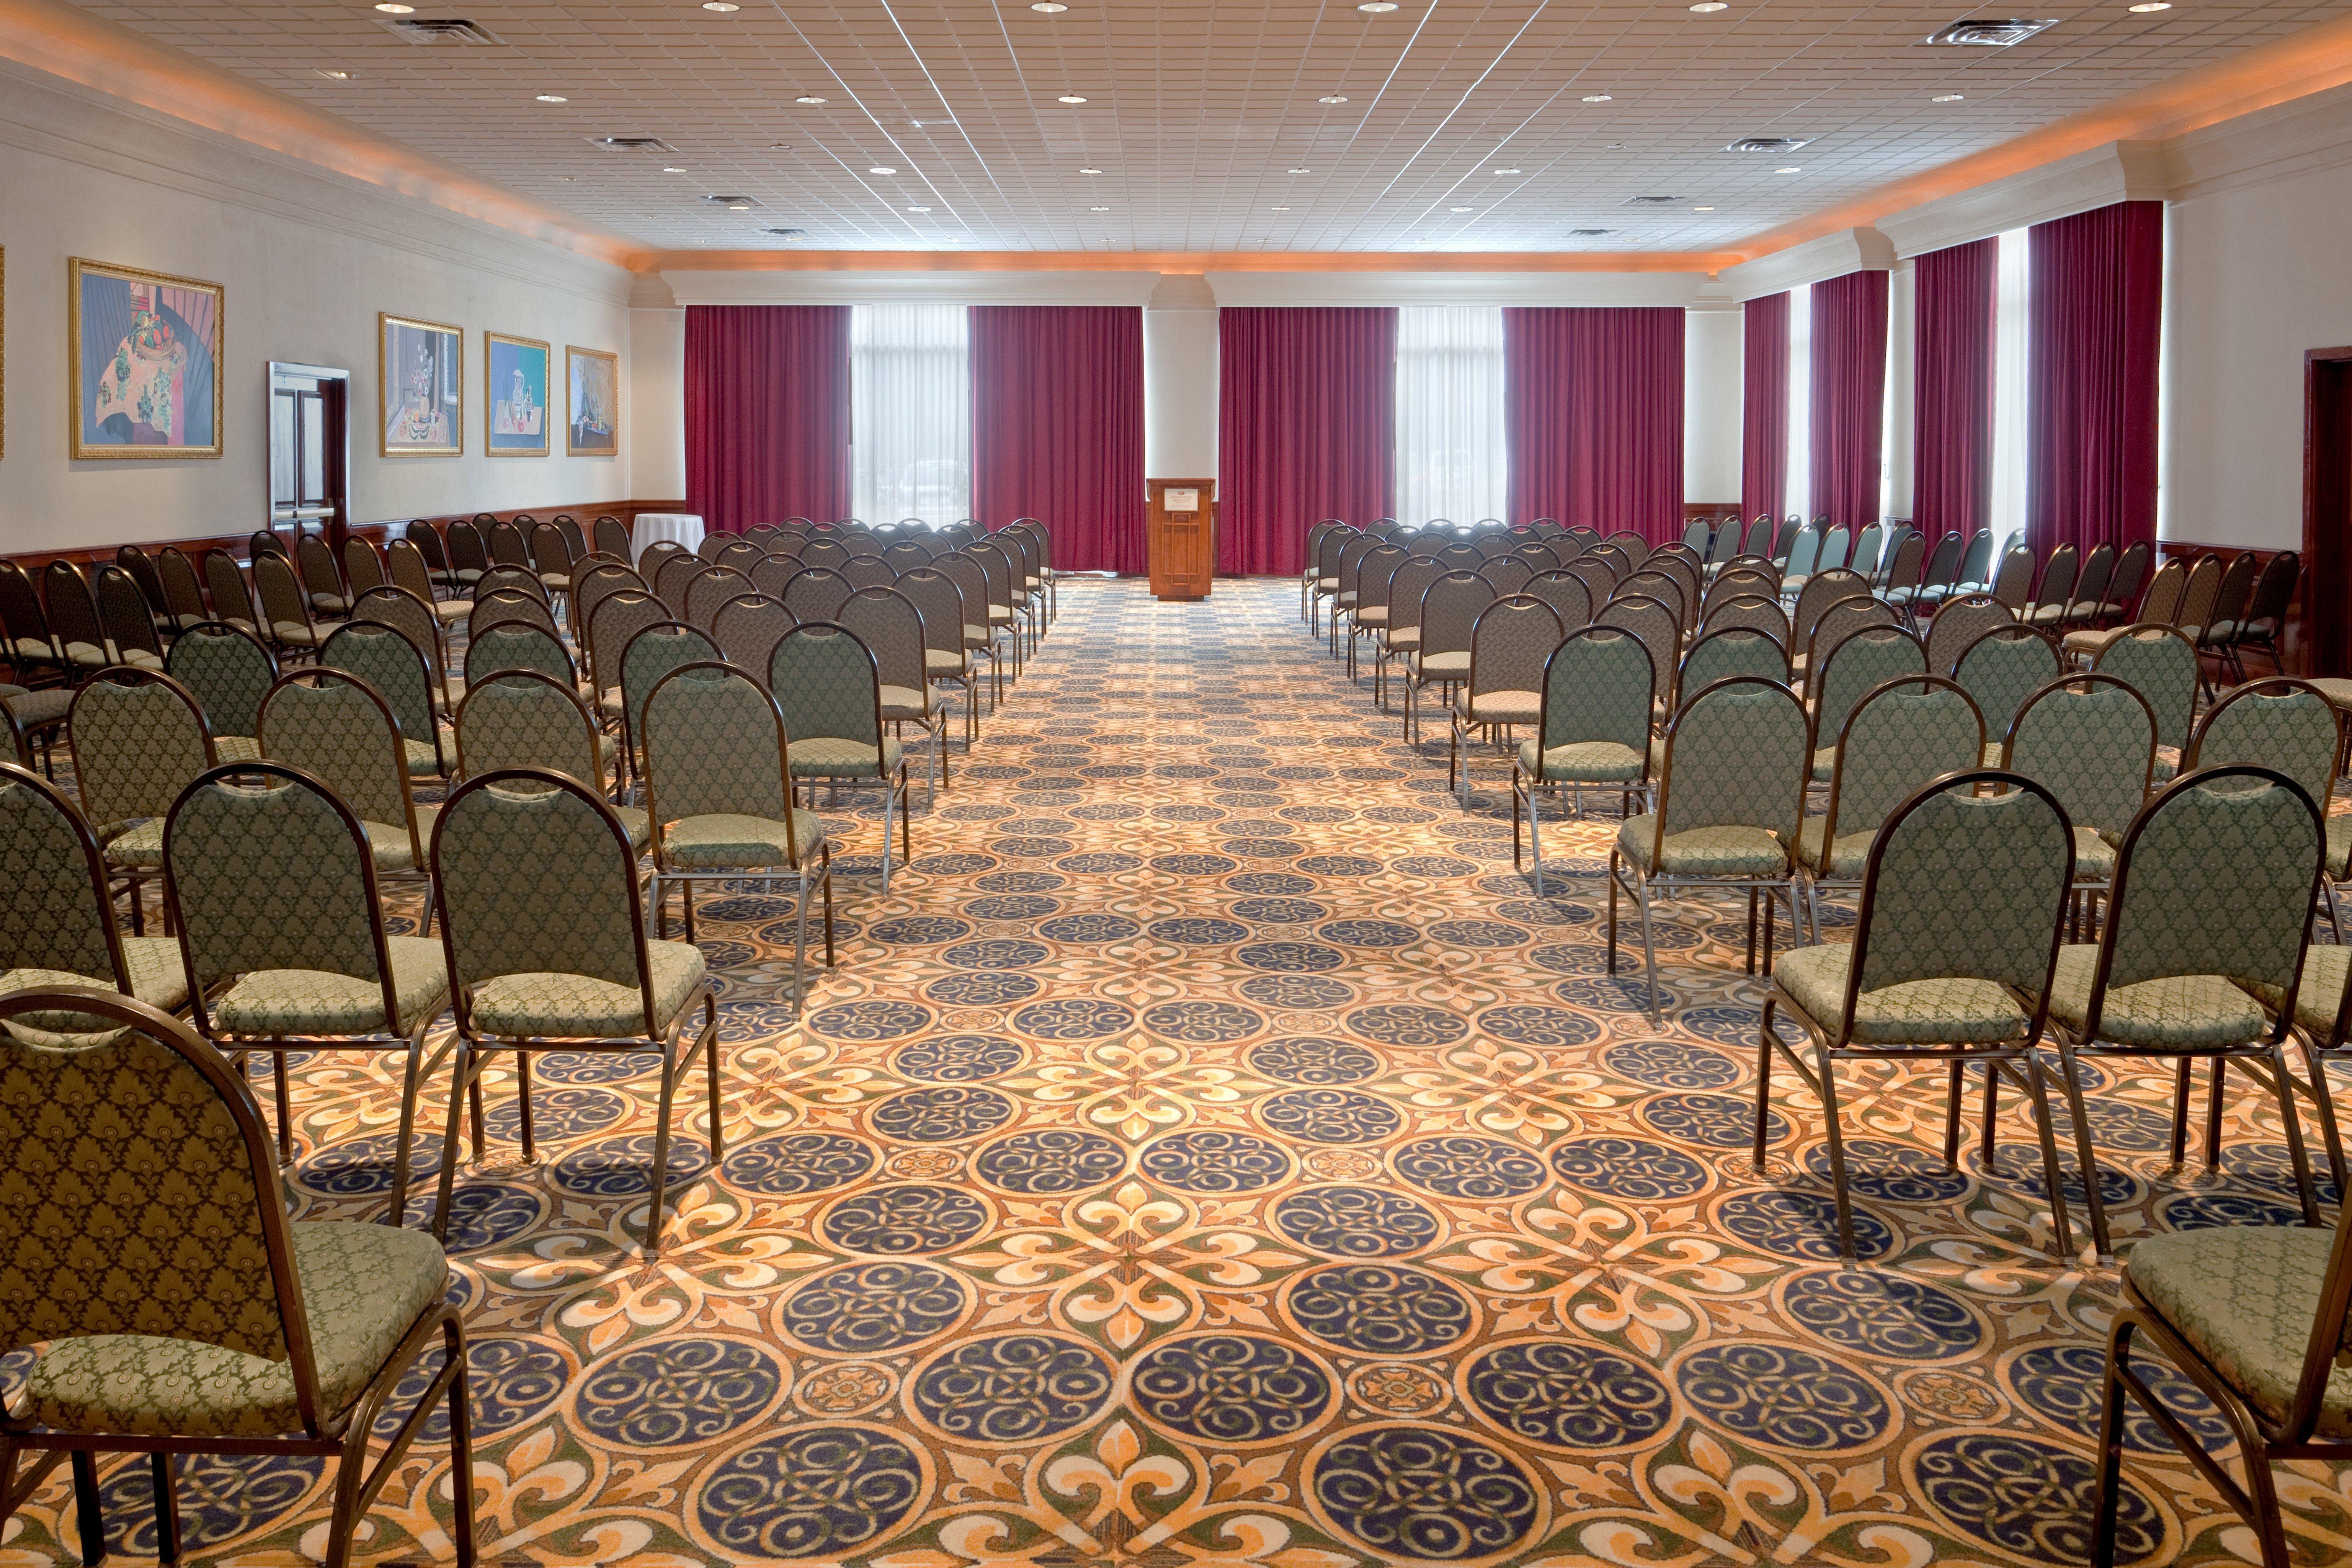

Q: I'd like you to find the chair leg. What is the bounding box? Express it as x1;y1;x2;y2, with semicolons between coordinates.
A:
2258;1044;2325;1227
1810;1041;1861;1259
388;1033;424;1227
2053;1039;2115;1259
444;1317;479;1567
150;1454;180;1568
1634;874;1661;1024
702;993;724;1158
1753;999;1778;1166
516;1050;537;1163
644;1034;681;1256
2090;1317;2137;1568
273;1054;294;1162
2021;1052;2079;1259
71;1450;105;1566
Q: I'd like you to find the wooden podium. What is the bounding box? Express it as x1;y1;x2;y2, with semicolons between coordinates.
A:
1147;478;1215;600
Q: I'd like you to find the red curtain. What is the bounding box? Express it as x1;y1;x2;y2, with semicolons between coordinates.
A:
1741;293;1789;521
970;306;1147;573
684;305;850;531
1217;307;1396;577
1912;239;1997;541
1504;307;1684;541
1810;270;1890;530
2028;201;2164;556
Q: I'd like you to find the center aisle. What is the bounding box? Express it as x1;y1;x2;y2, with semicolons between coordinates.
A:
63;577;2316;1566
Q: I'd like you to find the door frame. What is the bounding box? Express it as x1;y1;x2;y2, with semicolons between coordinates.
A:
2302;346;2352;678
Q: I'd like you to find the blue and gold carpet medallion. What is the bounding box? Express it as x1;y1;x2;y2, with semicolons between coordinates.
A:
13;577;2343;1565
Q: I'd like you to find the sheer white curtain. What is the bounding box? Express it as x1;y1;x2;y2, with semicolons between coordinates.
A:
1784;283;1813;519
1394;305;1507;525
1988;228;2032;547
851;303;970;526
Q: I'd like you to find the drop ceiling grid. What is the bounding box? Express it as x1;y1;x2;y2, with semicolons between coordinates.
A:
65;0;2352;252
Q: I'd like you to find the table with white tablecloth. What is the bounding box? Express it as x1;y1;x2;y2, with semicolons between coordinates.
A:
630;512;706;559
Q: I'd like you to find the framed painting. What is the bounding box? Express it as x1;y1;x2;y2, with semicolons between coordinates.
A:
486;331;550;457
69;257;224;460
380;312;463;457
567;345;619;457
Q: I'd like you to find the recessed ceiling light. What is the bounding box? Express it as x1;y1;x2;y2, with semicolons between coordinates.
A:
1272;204;1292;210
1090;205;1111;211
1693;204;1715;211
663;165;687;173
1058;94;1089;104
728;202;751;211
1689;1;1728;10
795;95;828;105
1604;142;1626;149
314;68;352;79
373;2;414;11
1494;167;1520;174
2128;1;2171;9
869;165;897;174
1079;166;1103;173
1358;1;1400;10
535;93;568;103
1451;205;1476;212
1318;95;1350;104
702;1;741;10
1582;94;1613;103
908;205;931;212
554;175;575;181
1287;167;1311;173
1933;92;1966;101
1031;2;1069;10
1775;165;1802;173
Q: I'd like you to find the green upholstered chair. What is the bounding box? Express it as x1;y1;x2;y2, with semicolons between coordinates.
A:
257;670;436;909
2034;764;2331;1260
296;535;351;620
1592;591;1678;725
428;770;720;1254
1610;676;1809;1023
585;589;667;735
617;621;717;782
1448;596;1563;801
351;585;464;714
840;586;951;798
163;763;455;1209
2092;623;2199;780
1374;555;1443;713
69;669;219;934
1952;624;2059;766
1511;626;1655;895
1672;625;1788;721
93;566;167;673
1796;675;1985;943
1402;571;1493;747
893;567;979;747
570;561;645;653
2092;1125;2352;1568
711;592;797;686
1924;592;2014;677
41;562;119;676
1767;771;2077;1258
201;549;263;642
166;620;278;765
386;536;469;627
463;621;578;694
2001;673;2157;915
769;624;913;890
0;987;477;1568
684;564;757;634
322;621;451;780
0;762;190;1040
454;671;641;851
252;551;324;658
642;661;835;1006
1804;623;1925;782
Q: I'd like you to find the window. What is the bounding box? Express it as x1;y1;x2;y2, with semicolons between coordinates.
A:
1394;305;1507;525
851;303;969;525
1784;283;1813;519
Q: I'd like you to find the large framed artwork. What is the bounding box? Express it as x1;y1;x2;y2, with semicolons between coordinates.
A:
566;344;619;457
486;331;550;457
69;257;224;460
380;312;463;457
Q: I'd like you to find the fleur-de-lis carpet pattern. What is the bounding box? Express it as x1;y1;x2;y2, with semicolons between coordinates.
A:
7;578;2350;1566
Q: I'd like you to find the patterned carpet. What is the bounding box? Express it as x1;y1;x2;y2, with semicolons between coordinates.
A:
5;575;2350;1567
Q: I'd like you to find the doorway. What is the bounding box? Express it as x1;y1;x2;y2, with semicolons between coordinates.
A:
269;361;351;551
2304;346;2352;678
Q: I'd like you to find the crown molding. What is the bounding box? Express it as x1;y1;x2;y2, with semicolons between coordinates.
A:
1876;142;2170;258
1204;272;1710;307
648;248;1734;275
2162;78;2352;203
659;269;1163;306
1717;228;1895;301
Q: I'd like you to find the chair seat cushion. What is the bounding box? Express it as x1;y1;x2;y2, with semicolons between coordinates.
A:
101;818;165;870
2249;943;2349;1040
270;622;322;648
2043;944;2266;1049
2309;677;2352;712
1412;651;1470;678
1460;690;1540;725
361;807;435;872
664;811;825;869
433;600;470;625
612;803;652;851
21;1220;446;1439
2063;626;2127;657
121;937;193;1013
1775;944;2029;1045
63;640;119;670
2069;826;2117;881
2128;1226;2352;1438
1517;739;1644;783
1616;817;1787;877
8;638;57;663
791;736;905;777
467;938;707;1038
1357;606;1388;625
1794;816;1875;879
1382;629;1421;652
310;594;351;615
925;649;965;676
2329;816;2351;880
879;683;934;719
216;735;262;763
0;939;192;1041
3;687;72;727
402;737;446;777
211;937;451;1037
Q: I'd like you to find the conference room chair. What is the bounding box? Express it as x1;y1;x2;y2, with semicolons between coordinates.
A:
2022;543;2081;633
445;519;492;588
454;672;642;850
322;622;454;781
529;521;576;597
799;536;853;573
1953;624;2061;764
485;521;532;577
893;568;980;746
2220;550;2302;681
769;624;914;890
2066;559;2184;663
1673;625;1788;717
2092;624;2200;780
1402;571;1492;747
685;564;757;632
1522;570;1593;637
464;622;578;699
710;593;797;684
155;546;212;635
1610;675;1808;1022
1512;626;1656;891
166;620;276;763
2002;674;2159;933
94;565;167;671
252;552;326;659
2168;554;2227;662
1785;571;1871;679
1764;771;2079;1260
1594;592;1679;726
781;565;853;625
583;514;629;559
1797;675;1985;942
973;535;1040;653
571;560;645;642
1806;624;1927;781
387;537;470;628
557;516;592;562
1343;543;1408;683
619;622;720;783
1777;523;1824;594
841;554;896;591
1925;593;2014;676
638;537;689;578
841;586;951;797
258;668;438;910
353;585;463;714
716;538;764;573
295;535;351;621
341;537;389;603
586;590;669;737
1303;524;1346;632
2192;551;2265;696
653;553;708;617
1448;595;1563;799
642;661;836;993
1803;596;1902;689
469;587;560;649
70;668;219;932
42;562;117;675
0;985;479;1568
964;545;1029;678
1847;522;1885;581
0;760;190;1026
402;519;459;593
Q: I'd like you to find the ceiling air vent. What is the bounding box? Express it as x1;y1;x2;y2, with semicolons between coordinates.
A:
377;17;505;44
1726;135;1810;154
1569;228;1614;236
587;136;676;154
1621;194;1682;206
704;194;763;211
766;228;806;239
1926;17;2060;45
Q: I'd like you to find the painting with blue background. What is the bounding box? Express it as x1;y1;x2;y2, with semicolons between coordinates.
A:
78;270;217;449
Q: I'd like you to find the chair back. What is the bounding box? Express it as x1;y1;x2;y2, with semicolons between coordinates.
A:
1595;594;1680;715
838;588;931;696
1735;516;1768;557
1700;593;1790;644
2184;678;2340;810
200;550;258;632
2239;550;2301;644
2005;674;2156;841
1925;593;2014;675
1429;541;1478;573
382;538;438;608
351;585;449;680
620;622;720;751
559;517;592;561
456;671;603;786
1651;677;1808;863
783;566;854;624
0;561;55;661
296;535;346;608
2171;554;2223;634
1414;572;1493;664
843;555;897;591
1534;627;1653;773
485;521;531;570
1952;529;1994;590
1465;597;1564;702
1705;521;1743;568
166;764;395;1026
1620;569;1687;629
1790;570;1867;653
884;540;932;574
401;521;449;576
1846;522;1884;580
2202;550;2262;647
114;546;168;619
2101;539;2151;616
95;566;164;666
594;516;633;558
685;565;756;631
1382;557;1445;639
320;622;445;769
893;569;967;665
1512;542;1558;575
71;670;216;831
644;663;808;861
2091;624;2198;754
1804;596;1897;678
652;553;707;616
465;623;578;690
1782;526;1822;581
2066;542;2115;622
253;552;321;642
751;552;802;598
2028;544;2078;618
1681;519;1712;556
1878;529;1926;598
638;537;688;577
572;560;644;637
1607;531;1651;567
1815;524;1852;573
529;522;573;580
1354;545;1408;621
473;564;547;606
1522;570;1592;634
2119;557;2183;627
799;536;853;573
1916;531;1965;596
341;539;387;599
1812;625;1928;746
1677;626;1788;708
769;624;887;752
0;988;326;1423
433;771;657;1030
1478;557;1535;598
1988;544;2035;611
157;548;210;630
469;587;560;644
1952;625;2059;743
258;670;422;854
1819;676;1986;851
166;622;278;744
439;521;487;578
0;763;133;990
43;563;108;662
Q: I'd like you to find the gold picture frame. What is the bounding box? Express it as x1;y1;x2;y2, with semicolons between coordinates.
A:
379;311;464;458
566;344;619;457
485;331;551;459
68;256;225;460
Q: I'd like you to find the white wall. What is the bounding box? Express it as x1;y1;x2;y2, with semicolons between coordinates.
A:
1882;261;1916;521
1145;275;1219;479
0;66;634;552
1684;307;1742;505
629;298;686;502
